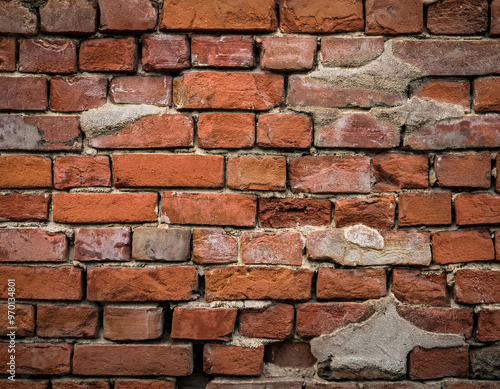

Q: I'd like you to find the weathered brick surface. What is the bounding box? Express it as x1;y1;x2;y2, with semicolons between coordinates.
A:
240;304;294;339
174;72;284;110
37;305;99;338
192;35;255;68
50;77;107;112
103;306;163;341
74;227;130;261
280;0;364;33
0;193;50;222
142;36;190;71
203;345;264;376
0;229;67;262
171;308;237;341
109;76;172;106
80;38;137;72
257;114;312;149
40;0;97;35
87;266;198;301
198;113;255;149
73;344;193;376
2;2;499;386
19;39;77;74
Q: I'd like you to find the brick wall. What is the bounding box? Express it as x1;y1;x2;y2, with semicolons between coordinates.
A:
1;0;500;387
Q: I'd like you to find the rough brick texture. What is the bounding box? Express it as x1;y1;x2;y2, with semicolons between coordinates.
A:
1;1;498;387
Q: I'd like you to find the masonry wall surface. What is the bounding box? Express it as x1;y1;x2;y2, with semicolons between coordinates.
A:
1;0;500;388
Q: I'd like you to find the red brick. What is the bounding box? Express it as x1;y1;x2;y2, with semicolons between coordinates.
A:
37;305;98;338
497;231;500;260
0;266;81;300
409;346;469;380
198;113;255;149
110;76;172;106
432;230;494;264
0;229;67;262
435;154;490;189
205;266;313;302
412;80;470;109
19;39;76;74
334;196;395;229
40;0;97;35
87;114;193;149
0;304;35;337
0;115;81;151
0;0;37;34
289;156;371;194
316;113;399;149
99;0;157;33
259;36;316;71
160;0;277;32
174;72;284;110
87;266;197;302
73;344;192;376
142;36;190;71
114;154;223;188
455;194;500;225
366;0;422;34
103;306;163;341
373;153;428;192
257;113;312;149
317;269;387;300
240;304;294;339
455;269;500;304
493;0;500;36
50;77;107;112
208;381;304;389
0;193;49;222
427;0;488;35
227;156;286;191
192;229;237;264
397;306;473;338
393;40;500;76
53;193;157;223
0;37;16;71
307;382;358;389
171;308;237;341
0;155;51;188
0;380;49;389
80;38;137;72
162;192;257;227
265;341;316;368
393;269;449;307
474;77;500;112
0;343;72;375
114;381;175;389
477;310;500;342
280;0;363;33
321;37;384;67
54;156;110;190
288;75;405;108
258;198;332;228
405;116;500;150
0;77;47;111
443;382;500;389
241;231;303;265
296;302;373;338
203;345;263;376
398;192;452;226
74;228;130;262
52;381;109;389
192;35;255;68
